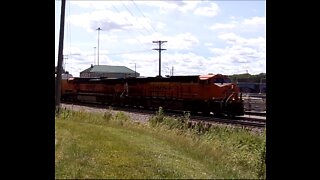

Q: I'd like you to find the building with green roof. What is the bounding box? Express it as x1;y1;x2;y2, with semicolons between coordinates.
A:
80;65;139;78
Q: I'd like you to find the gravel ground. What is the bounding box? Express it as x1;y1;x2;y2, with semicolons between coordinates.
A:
61;103;152;124
243;97;266;112
60;103;265;134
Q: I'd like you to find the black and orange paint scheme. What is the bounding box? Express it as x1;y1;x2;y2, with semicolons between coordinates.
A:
61;74;244;116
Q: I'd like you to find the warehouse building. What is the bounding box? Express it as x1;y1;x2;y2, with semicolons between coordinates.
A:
80;65;139;78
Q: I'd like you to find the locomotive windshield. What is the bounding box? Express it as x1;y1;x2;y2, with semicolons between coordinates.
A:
213;77;231;84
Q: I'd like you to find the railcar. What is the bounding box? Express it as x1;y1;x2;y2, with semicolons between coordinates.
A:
61;74;244;116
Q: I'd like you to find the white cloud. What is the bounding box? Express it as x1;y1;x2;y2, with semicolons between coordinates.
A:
169;33;199;50
139;1;178;14
141;1;178;9
68;9;154;34
209;16;265;32
65;48;116;76
70;1;199;15
163;52;207;75
243;16;266;25
209;23;236;30
156;22;166;31
93;51;209;77
99;34;119;43
62;33;265;77
209;48;225;56
207;33;266;74
194;3;219;17
64;34;265;77
119;49;263;76
178;1;200;13
124;32;199;50
218;32;265;48
218;33;241;44
140;1;200;14
70;1;131;9
57;1;266;76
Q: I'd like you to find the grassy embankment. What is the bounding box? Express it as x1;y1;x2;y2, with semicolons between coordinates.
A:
55;107;266;179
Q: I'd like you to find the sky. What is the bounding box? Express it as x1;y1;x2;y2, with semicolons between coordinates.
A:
55;0;266;77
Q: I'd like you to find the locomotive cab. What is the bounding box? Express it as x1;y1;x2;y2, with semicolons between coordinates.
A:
199;74;244;116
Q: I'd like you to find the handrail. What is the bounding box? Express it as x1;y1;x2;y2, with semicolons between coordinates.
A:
225;92;235;104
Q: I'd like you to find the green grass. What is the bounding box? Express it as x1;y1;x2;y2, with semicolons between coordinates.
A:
55;108;266;179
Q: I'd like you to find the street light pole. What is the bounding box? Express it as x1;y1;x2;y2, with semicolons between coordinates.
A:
97;27;102;65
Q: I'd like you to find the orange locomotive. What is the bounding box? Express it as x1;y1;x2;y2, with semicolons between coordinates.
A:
61;74;244;116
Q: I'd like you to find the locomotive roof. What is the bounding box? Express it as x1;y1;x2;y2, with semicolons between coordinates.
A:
199;74;215;80
68;74;227;84
199;74;226;80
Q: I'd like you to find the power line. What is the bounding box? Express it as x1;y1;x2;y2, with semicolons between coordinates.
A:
111;4;149;49
99;49;150;56
67;49;150;57
131;0;158;34
121;1;153;35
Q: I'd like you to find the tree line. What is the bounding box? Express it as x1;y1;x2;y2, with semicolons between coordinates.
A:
228;73;266;83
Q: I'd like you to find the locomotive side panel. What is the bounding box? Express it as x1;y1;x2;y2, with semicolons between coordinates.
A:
61;79;77;101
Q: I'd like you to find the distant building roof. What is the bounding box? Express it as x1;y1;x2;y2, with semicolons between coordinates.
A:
81;65;136;74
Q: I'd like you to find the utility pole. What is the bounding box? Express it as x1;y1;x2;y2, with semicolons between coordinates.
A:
55;0;66;110
152;40;167;77
93;47;96;65
171;66;174;76
97;27;102;65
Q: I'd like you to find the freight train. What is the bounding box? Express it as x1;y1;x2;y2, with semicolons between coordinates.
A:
60;74;245;116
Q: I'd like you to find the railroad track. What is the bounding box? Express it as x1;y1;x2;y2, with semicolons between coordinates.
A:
191;116;265;128
61;101;266;129
245;111;266;117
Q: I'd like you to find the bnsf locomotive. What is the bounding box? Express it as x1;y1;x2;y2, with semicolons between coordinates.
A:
61;74;244;116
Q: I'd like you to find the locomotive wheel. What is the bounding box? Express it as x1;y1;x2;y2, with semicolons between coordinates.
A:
213;113;224;117
201;111;211;116
227;112;235;118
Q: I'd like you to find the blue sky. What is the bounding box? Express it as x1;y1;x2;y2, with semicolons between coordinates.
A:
55;0;266;77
